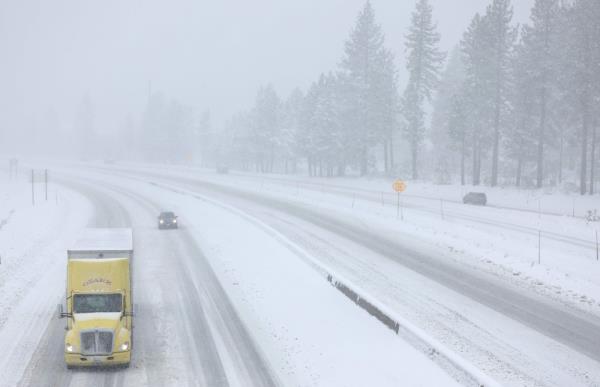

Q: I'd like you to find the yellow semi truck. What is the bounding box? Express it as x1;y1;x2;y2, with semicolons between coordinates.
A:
58;228;134;368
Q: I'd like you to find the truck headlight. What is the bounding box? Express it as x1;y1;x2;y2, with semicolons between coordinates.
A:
120;342;129;351
173;219;177;223
160;219;164;224
66;343;74;352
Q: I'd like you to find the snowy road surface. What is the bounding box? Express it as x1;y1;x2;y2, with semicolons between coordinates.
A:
2;167;461;387
72;164;600;387
15;178;278;387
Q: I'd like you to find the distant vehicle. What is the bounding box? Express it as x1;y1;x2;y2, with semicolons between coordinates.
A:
58;228;134;369
158;211;178;229
216;164;229;174
463;192;487;206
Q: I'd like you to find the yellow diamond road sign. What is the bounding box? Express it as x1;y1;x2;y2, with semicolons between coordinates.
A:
393;180;406;193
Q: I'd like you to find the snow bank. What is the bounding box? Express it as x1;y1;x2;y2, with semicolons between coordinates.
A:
0;171;92;385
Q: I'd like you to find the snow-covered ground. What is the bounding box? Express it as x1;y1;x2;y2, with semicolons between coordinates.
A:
1;165;465;386
53;161;600;387
114;162;600;218
152;186;464;387
0;170;93;386
100;162;600;317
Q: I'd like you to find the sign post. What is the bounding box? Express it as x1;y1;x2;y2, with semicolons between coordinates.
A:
392;180;406;220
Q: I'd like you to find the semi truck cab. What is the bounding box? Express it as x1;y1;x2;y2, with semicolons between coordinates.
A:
59;228;134;368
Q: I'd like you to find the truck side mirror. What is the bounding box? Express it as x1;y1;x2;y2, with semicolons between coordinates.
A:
126;303;138;317
57;303;72;319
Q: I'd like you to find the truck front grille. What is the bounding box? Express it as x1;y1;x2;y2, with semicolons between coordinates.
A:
80;330;113;355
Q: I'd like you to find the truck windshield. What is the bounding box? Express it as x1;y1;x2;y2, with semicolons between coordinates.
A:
73;294;122;313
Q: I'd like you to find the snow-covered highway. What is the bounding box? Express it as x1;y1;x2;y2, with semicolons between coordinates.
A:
1;161;599;386
1;166;464;387
13;176;279;387
95;164;600;387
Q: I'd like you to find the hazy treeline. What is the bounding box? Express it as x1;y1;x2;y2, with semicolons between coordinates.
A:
205;0;599;194
11;0;598;195
433;0;600;195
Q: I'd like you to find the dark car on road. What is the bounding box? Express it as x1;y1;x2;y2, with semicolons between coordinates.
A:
158;211;178;229
463;192;487;206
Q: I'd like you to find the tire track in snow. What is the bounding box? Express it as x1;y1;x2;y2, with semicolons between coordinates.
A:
17;179;130;387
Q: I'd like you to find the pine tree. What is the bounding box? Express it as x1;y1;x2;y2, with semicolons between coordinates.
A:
461;13;491;186
485;0;517;186
402;0;445;179
374;48;400;174
570;0;599;194
431;47;466;183
341;1;394;175
506;38;537;187
197;110;211;166
252;85;281;173
448;93;469;185
281;89;304;174
520;0;560;188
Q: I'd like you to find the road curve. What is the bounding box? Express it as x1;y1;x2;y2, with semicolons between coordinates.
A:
110;169;600;364
17;175;279;387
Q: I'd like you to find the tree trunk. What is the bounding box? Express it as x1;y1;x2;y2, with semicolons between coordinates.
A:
472;135;480;186
590;117;597;195
389;135;395;172
360;146;368;176
383;141;389;173
516;154;523;187
460;134;466;186
411;139;418;180
558;131;564;184
472;139;477;186
580;98;589;195
491;110;500;187
536;87;547;188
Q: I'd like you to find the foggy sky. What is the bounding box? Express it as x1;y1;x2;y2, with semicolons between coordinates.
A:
0;0;534;142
